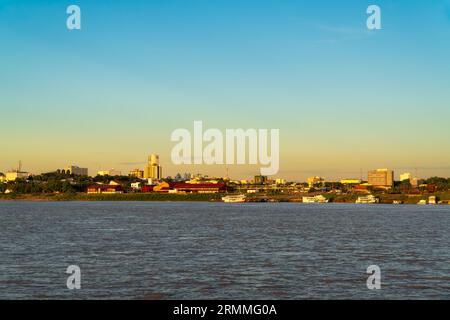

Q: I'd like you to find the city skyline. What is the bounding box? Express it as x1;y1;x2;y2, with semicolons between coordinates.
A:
1;155;448;182
1;0;450;180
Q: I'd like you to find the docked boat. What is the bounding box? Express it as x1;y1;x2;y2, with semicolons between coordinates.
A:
428;196;437;205
222;194;246;203
355;195;379;204
302;195;329;203
417;199;427;205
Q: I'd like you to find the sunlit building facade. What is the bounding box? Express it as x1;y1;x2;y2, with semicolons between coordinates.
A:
144;154;163;180
368;169;394;187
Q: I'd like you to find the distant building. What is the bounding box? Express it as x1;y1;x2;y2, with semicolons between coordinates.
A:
64;165;88;176
368;169;394;187
130;182;141;190
275;178;286;185
354;184;371;193
254;175;268;185
187;176;221;184
152;181;226;193
173;182;227;194
400;172;412;181
152;181;172;192
141;185;154;193
307;176;325;188
400;172;419;187
97;169;121;176
144;154;162;180
340;179;362;185
129;168;144;179
87;182;123;194
5;171;30;182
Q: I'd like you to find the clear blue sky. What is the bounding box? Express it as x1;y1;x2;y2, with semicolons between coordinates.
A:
1;0;450;180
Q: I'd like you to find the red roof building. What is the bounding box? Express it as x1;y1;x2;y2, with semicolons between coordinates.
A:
87;184;124;194
150;181;227;193
141;185;154;193
172;182;226;193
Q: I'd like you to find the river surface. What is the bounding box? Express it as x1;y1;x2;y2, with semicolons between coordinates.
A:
0;202;449;299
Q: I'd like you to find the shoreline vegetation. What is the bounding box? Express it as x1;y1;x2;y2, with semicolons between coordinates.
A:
1;192;450;204
2;171;450;205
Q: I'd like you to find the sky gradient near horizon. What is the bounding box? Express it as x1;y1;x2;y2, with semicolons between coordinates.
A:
1;0;450;180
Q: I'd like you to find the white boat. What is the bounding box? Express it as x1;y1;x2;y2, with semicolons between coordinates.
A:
428;196;437;205
417;199;427;205
356;195;379;204
222;194;246;203
302;195;329;203
302;197;316;203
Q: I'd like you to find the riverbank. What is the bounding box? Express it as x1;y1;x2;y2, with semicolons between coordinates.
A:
320;193;449;205
1;192;450;204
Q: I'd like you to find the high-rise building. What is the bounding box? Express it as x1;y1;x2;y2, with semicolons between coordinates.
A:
144;154;163;180
368;169;394;187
